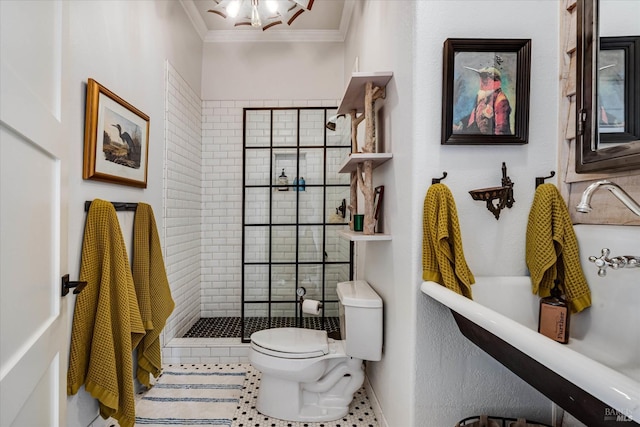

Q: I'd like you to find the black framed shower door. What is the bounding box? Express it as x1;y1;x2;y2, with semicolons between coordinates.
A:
241;107;352;342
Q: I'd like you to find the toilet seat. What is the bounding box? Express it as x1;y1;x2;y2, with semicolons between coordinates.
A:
251;328;329;359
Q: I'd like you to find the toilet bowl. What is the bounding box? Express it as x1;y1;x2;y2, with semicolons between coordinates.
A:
249;280;383;422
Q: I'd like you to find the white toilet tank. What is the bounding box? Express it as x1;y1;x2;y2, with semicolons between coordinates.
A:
337;280;383;361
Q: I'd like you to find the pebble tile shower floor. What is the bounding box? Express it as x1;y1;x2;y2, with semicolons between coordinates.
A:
184;317;341;338
234;363;379;427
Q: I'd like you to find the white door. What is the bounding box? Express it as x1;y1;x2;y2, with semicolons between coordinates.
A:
0;1;68;425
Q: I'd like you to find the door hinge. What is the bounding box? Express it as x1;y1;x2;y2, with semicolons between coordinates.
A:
577;109;587;136
61;274;87;297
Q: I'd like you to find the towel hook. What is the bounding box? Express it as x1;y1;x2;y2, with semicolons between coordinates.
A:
432;172;448;184
336;199;346;218
535;171;556;188
61;274;87;296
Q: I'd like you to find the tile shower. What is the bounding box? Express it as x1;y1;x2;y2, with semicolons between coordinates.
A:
164;74;353;346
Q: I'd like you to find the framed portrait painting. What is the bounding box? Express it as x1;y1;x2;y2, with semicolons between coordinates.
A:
83;78;149;188
441;38;531;145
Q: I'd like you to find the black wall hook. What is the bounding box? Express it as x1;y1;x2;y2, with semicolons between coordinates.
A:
432;172;448;184
535;171;556;188
61;274;87;296
336;199;346;218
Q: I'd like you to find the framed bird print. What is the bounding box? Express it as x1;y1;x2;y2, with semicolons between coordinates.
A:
441;38;531;145
83;78;150;187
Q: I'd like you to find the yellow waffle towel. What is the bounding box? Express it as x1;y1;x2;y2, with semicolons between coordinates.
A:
526;184;591;313
423;184;475;298
67;199;145;427
133;203;175;387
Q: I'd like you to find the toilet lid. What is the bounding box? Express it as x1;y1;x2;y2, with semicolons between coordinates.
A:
251;328;329;359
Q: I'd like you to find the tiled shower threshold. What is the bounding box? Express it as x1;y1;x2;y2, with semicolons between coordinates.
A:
163;336;250;365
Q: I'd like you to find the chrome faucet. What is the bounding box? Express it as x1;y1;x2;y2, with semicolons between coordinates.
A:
588;248;640;276
575;180;640;216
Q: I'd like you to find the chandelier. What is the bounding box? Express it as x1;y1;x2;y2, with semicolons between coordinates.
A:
208;0;314;31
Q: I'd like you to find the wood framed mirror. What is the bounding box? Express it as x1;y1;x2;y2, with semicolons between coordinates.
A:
576;0;640;173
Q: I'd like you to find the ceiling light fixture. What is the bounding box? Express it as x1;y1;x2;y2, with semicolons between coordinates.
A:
208;0;314;31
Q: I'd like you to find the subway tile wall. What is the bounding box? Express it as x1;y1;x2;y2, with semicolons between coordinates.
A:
163;90;352;338
163;62;203;340
201;99;244;319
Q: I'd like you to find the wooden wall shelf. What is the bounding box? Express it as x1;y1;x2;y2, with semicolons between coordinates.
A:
337;71;394;115
338;229;392;241
337;70;394;239
338;153;393;174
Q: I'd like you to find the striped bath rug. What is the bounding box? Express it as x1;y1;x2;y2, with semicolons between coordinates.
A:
134;364;246;426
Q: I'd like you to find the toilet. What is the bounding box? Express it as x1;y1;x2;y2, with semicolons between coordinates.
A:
249;280;383;422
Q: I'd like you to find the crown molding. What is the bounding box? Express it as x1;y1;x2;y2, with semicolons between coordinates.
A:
180;0;208;40
204;29;344;43
181;0;351;43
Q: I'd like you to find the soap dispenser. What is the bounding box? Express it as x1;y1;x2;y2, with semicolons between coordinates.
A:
277;169;289;191
538;279;570;344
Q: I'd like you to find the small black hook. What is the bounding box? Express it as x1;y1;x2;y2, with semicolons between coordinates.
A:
535;171;556;188
432;172;448;184
336;199;346;218
61;274;87;297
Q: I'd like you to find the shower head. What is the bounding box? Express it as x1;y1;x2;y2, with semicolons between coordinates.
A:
325;114;345;131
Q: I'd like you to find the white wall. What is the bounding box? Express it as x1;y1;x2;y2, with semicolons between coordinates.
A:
201;42;344;100
600;0;640;36
342;1;417;426
64;2;202;426
344;1;560;425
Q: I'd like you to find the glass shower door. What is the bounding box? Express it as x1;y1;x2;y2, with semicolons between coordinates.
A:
242;107;351;342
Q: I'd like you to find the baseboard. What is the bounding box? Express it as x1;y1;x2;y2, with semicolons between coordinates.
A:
364;375;388;427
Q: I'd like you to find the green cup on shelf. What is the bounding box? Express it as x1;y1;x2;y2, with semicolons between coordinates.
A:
354;214;364;232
